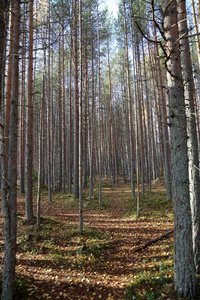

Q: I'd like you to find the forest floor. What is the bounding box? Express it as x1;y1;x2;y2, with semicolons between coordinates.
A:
0;178;197;299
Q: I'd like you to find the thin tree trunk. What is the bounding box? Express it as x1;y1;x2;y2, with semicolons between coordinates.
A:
0;0;10;195
89;44;95;202
83;49;88;188
79;0;83;234
25;0;34;219
37;44;46;228
3;2;13;203
96;0;102;204
19;1;26;195
58;24;62;191
123;0;135;199
47;0;52;201
0;0;9;130
68;19;73;194
2;0;20;298
37;104;42;228
62;24;66;193
73;0;79;199
151;11;172;199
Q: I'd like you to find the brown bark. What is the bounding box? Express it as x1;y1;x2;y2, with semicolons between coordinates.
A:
73;0;79;199
58;24;62;191
2;0;20;298
25;0;34;219
0;0;9;112
97;0;102;204
19;1;26;195
4;2;13;195
162;0;196;297
123;0;135;199
151;10;172;199
176;0;200;273
47;0;52;201
79;0;83;234
62;25;66;193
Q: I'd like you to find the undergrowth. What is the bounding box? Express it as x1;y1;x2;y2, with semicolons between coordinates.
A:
125;260;176;299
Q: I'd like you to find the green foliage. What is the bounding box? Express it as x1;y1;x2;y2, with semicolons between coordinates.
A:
125;260;175;299
124;184;173;222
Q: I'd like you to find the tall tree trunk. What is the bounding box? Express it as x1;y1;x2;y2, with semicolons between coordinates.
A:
89;43;95;202
96;0;102;204
62;24;66;193
0;0;9;194
0;0;9;114
123;0;135;199
68;19;73;194
176;0;200;274
107;39;116;185
79;0;83;234
19;1;26;195
73;0;79;199
151;9;172;199
3;2;13;204
47;0;52;201
136;40;145;197
162;0;196;297
58;24;62;191
37;103;42;228
25;0;34;219
83;48;88;188
2;0;20;298
37;43;46;228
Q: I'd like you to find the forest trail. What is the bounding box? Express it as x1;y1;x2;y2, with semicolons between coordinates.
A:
0;179;175;299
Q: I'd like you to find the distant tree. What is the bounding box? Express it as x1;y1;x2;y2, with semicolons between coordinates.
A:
19;0;26;196
79;0;83;234
123;0;135;200
25;0;34;219
73;0;79;199
96;0;102;204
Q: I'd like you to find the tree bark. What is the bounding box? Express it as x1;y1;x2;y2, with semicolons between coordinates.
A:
25;0;34;219
58;24;62;191
19;1;26;195
123;0;135;199
96;0;102;205
162;0;196;297
79;0;83;234
89;43;95;202
151;10;172;199
0;0;9;112
47;0;52;201
73;0;79;199
2;0;20;298
176;0;200;274
62;24;66;193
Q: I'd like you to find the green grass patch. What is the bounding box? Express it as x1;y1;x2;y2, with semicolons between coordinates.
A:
125;260;175;300
124;188;173;222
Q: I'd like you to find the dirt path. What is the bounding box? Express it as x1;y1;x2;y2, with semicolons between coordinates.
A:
0;180;174;299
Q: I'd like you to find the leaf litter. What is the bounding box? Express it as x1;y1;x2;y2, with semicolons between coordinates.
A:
0;178;195;299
